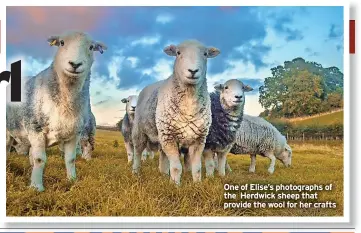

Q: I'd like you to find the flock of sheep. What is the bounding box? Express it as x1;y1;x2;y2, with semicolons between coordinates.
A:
6;31;292;192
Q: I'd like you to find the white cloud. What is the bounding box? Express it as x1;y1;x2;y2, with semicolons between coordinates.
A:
126;57;139;68
131;35;161;46
7;55;52;77
156;14;174;24
140;58;173;81
90;72;140;126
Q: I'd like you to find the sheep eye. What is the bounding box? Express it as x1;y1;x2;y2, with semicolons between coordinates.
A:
60;40;64;46
204;52;207;56
177;51;181;55
224;86;228;90
127;100;129;103
89;45;94;50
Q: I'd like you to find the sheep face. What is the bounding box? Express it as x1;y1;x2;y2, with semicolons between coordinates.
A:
48;31;107;79
164;40;220;85
122;95;138;115
277;144;292;167
214;79;253;110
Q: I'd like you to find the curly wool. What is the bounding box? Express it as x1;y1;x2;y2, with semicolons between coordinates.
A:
205;92;244;151
230;114;287;156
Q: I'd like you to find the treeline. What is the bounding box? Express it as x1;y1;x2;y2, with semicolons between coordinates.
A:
259;57;343;118
268;119;343;140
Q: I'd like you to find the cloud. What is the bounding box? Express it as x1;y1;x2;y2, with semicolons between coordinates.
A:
304;47;319;57
7;55;52;77
7;6;108;46
328;24;343;39
255;7;306;42
325;24;343;51
156;13;174;24
131;35;161;46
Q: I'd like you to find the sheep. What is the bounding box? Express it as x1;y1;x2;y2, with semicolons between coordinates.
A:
183;79;253;177
226;114;292;174
6;31;107;191
8;109;96;161
120;95;156;163
132;40;220;185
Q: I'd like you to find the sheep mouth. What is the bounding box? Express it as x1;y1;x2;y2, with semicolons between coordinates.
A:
186;76;199;80
65;69;83;75
233;100;243;103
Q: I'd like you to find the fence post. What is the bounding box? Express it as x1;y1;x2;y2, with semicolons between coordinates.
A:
303;133;305;142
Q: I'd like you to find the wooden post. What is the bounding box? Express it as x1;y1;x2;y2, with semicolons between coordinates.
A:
303;133;305;142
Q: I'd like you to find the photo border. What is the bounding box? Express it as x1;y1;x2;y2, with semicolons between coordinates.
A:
0;0;350;225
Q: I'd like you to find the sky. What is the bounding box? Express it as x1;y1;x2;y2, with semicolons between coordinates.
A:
6;6;344;126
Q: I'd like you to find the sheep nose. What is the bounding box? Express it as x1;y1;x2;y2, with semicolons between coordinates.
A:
69;61;82;69
188;69;199;75
235;95;243;99
131;106;136;111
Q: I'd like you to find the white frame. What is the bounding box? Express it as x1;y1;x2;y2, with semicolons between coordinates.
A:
0;0;350;225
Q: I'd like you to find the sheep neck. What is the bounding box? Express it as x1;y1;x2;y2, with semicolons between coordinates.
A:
127;112;135;125
51;63;89;116
172;74;208;116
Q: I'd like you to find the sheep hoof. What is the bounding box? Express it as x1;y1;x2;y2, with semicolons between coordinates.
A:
30;184;45;192
268;168;275;174
206;172;214;178
249;168;255;173
132;169;140;175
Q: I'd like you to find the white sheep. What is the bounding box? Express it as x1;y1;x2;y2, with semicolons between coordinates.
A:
184;79;253;177
6;31;107;191
120;95;155;163
226;114;292;174
132;40;220;185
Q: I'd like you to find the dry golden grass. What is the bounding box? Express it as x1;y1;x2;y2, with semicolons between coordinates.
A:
6;130;344;217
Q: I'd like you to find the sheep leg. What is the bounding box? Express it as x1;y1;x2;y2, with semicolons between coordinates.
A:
58;142;65;157
124;141;134;164
141;148;148;162
266;152;276;174
189;143;205;182
203;149;215;177
6;131;14;154
81;140;92;161
162;142;182;185
226;160;232;173
217;151;228;177
29;147;33;166
249;154;256;173
28;133;47;192
159;149;170;175
213;153;219;171
63;135;79;181
132;132;147;174
183;151;191;172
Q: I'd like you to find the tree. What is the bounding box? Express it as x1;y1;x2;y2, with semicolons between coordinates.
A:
259;57;344;118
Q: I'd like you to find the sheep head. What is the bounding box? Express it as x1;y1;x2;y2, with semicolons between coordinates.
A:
48;31;107;79
121;95;138;115
214;79;253;111
164;40;220;85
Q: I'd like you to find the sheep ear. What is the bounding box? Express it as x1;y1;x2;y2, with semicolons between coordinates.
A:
243;84;253;92
207;47;220;58
47;36;60;47
93;41;107;54
214;83;224;91
121;98;127;103
164;45;177;56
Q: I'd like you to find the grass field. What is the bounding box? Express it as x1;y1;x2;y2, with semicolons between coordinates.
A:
6;129;344;217
291;111;344;127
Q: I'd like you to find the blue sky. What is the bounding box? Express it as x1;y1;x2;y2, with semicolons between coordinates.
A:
6;6;344;126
